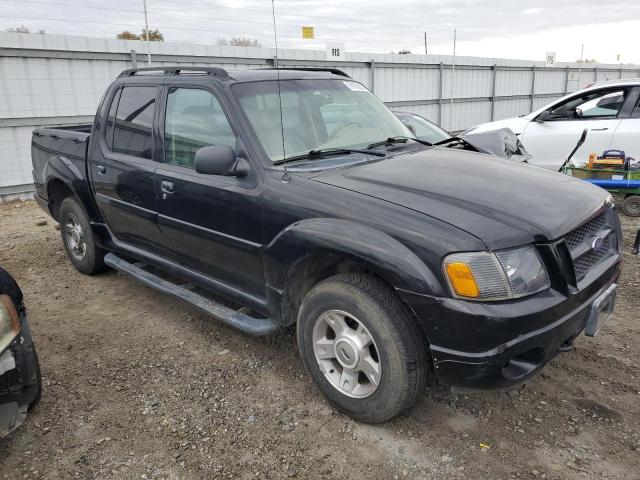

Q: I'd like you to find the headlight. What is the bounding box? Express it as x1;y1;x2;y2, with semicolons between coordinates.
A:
443;246;549;301
0;294;20;352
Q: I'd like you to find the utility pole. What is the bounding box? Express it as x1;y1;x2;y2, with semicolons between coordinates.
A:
143;0;152;65
577;43;584;89
424;32;427;56
450;29;456;131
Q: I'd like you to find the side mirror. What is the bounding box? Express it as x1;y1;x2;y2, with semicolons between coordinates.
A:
194;145;237;176
535;110;552;123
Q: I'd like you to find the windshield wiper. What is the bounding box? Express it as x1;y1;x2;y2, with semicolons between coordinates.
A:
366;136;433;149
274;147;385;165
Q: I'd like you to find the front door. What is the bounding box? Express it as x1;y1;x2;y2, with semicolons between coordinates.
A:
154;85;264;296
521;87;630;170
90;84;162;251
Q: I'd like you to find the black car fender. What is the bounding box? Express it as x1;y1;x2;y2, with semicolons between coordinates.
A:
264;218;441;323
41;156;101;222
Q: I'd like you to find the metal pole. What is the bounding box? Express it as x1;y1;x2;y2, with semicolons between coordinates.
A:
530;65;536;112
424;32;427;56
142;0;151;65
449;29;456;131
369;59;375;93
438;62;443;126
490;64;496;121
577;43;584;89
564;66;569;94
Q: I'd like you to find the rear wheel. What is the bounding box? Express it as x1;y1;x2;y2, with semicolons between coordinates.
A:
297;273;429;423
621;195;640;217
58;197;106;275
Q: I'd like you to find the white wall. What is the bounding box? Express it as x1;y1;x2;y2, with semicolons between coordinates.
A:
1;32;639;194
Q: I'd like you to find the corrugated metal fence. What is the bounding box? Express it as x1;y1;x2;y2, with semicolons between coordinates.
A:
2;32;639;196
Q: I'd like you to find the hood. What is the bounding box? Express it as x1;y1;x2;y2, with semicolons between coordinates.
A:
312;147;608;249
460;128;532;162
464;116;531;136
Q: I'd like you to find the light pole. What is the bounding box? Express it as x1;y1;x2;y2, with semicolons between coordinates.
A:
143;0;152;65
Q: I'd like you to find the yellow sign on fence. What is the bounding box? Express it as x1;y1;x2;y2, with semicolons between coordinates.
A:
302;26;315;39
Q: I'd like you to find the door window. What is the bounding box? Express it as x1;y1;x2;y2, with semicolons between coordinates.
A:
550;89;627;120
164;88;236;168
112;86;157;159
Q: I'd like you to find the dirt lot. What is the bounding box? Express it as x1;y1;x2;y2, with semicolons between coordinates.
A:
0;200;638;480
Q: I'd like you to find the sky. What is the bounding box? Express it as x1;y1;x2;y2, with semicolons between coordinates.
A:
1;0;639;64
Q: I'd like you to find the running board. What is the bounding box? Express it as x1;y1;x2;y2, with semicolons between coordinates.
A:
104;253;278;336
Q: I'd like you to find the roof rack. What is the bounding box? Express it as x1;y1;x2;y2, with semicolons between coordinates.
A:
259;67;351;78
117;66;231;80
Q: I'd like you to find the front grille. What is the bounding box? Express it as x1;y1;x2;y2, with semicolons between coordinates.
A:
565;212;606;250
572;237;609;279
564;211;615;283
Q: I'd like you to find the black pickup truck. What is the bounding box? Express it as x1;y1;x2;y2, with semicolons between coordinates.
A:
32;66;621;423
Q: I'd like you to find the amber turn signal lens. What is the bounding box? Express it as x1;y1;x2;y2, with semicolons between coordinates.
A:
445;262;480;298
0;294;20;352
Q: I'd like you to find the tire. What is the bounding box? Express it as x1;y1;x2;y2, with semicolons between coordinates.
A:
58;196;106;275
297;273;429;423
621;195;640;217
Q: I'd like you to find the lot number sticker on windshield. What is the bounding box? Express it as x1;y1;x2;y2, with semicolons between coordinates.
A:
343;81;369;92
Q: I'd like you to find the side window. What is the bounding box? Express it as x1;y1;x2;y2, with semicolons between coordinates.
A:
112;86;157;159
550;89;627;120
164;88;236;168
104;88;121;150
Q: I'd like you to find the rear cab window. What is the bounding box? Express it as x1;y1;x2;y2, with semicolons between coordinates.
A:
111;86;157;159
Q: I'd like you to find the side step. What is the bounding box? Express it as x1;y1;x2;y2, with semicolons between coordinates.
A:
104;253;279;336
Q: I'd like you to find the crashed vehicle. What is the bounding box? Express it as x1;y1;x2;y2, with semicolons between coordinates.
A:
0;266;41;438
394;111;531;162
32;67;621;423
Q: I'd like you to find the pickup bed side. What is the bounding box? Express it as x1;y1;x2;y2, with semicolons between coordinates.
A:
32;125;102;223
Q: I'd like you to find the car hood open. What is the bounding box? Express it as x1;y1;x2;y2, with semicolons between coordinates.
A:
311;147;608;249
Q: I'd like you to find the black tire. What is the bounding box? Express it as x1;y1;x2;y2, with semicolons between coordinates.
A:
297;273;429;423
621;195;640;217
58;196;106;275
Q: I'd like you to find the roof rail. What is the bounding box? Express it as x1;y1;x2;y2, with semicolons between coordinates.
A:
260;67;351;78
117;66;231;80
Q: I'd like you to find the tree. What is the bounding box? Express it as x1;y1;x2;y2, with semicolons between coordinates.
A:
397;49;411;54
117;31;140;40
576;58;598;63
116;28;164;42
142;28;164;42
218;37;262;47
5;25;44;34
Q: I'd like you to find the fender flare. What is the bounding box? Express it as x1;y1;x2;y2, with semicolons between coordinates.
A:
264;218;442;298
42;156;101;221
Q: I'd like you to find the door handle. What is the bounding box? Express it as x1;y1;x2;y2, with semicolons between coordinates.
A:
591;127;608;131
160;180;175;194
96;164;106;175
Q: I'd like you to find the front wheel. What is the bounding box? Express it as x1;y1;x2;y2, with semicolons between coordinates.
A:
297;273;429;423
622;195;640;217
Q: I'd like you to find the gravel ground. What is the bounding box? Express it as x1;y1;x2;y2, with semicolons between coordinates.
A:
0;200;638;480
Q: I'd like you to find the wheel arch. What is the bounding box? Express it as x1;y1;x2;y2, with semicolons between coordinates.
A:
264;218;441;325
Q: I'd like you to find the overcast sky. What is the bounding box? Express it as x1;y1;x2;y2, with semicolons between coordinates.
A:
2;0;640;64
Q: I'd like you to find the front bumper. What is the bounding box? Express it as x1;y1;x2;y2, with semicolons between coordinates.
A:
401;261;620;390
0;315;41;438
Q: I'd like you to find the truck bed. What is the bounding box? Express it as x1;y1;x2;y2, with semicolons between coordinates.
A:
31;124;93;209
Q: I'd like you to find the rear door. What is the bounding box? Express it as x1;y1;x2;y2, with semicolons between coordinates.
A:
154;84;264;296
521;87;628;170
90;83;163;251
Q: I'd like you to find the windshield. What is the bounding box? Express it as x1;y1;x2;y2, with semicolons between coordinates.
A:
232;79;412;162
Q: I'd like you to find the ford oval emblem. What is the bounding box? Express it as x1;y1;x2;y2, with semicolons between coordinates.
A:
591;235;605;251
